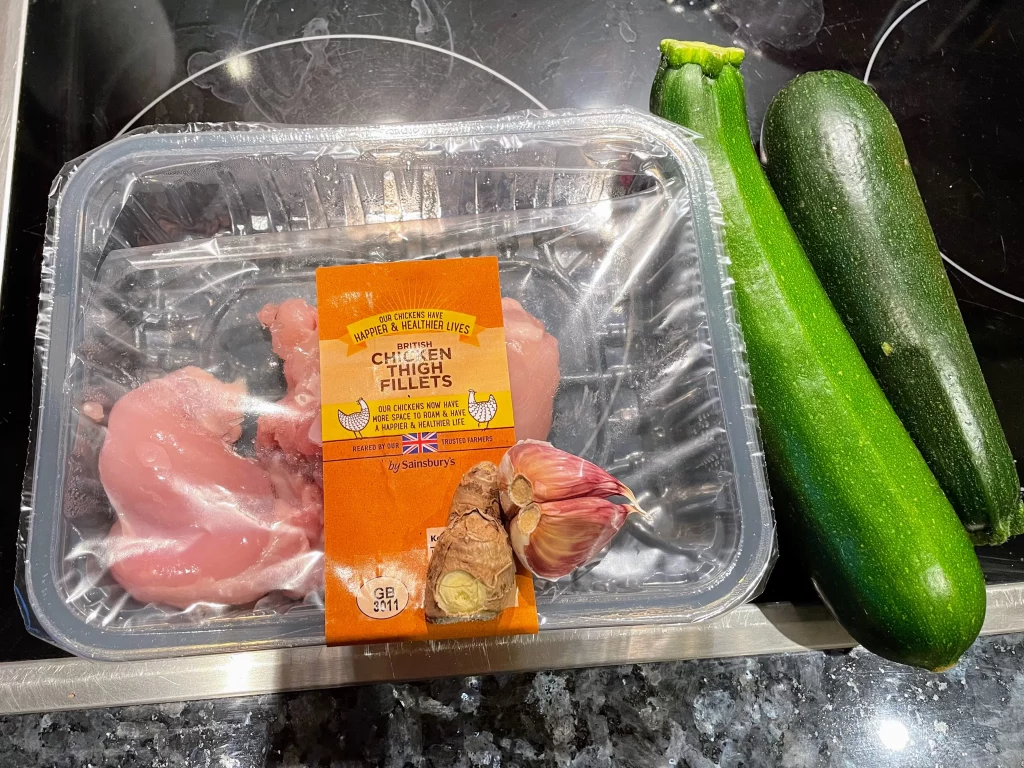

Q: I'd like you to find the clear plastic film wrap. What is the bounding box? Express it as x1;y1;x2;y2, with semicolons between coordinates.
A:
18;109;775;659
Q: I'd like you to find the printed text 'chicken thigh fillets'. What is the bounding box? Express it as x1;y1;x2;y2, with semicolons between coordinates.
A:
98;297;559;609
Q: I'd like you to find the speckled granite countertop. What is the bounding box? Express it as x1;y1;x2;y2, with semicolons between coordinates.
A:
4;632;1023;767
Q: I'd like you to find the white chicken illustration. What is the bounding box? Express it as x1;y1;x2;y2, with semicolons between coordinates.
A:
337;398;370;438
467;390;498;429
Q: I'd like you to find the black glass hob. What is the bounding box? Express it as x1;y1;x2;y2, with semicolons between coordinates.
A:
2;0;1021;662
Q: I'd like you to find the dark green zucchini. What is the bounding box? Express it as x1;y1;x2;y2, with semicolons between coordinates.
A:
762;70;1023;546
651;41;985;670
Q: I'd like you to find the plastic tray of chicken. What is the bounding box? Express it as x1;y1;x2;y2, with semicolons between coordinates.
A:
19;109;775;659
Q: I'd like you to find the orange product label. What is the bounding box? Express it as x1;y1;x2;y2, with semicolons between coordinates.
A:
316;257;538;645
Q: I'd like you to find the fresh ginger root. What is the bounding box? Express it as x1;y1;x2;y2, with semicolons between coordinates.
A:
447;461;502;522
425;462;516;623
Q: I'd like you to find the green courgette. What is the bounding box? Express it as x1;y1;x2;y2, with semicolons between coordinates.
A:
762;70;1023;547
650;41;985;670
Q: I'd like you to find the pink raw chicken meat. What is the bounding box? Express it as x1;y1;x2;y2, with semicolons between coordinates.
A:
500;297;561;442
256;299;323;459
99;367;322;608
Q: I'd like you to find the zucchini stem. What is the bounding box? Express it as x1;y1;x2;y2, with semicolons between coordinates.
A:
658;40;745;77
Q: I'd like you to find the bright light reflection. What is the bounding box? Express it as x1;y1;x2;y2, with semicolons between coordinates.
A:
224;53;252;82
878;719;909;751
224;653;257;689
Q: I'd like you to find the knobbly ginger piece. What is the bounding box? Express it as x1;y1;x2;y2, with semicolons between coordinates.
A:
425;462;516;623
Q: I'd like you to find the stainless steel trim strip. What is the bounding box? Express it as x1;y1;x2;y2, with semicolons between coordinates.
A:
1;584;1021;716
0;0;28;285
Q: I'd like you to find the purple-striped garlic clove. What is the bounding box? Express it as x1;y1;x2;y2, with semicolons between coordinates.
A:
507;497;637;580
497;439;639;516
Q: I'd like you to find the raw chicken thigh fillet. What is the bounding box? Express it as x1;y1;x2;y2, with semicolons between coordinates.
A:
98;294;559;609
256;298;323;460
99;367;322;609
501;297;561;443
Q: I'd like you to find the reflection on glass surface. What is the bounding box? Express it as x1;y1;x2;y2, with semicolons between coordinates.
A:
223;52;252;84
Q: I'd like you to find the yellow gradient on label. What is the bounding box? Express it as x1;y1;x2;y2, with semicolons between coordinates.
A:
323;390;514;442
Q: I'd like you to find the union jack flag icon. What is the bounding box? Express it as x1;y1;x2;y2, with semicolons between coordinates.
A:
402;432;438;454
